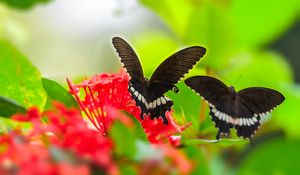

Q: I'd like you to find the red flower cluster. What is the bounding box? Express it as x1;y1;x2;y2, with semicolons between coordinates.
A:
0;71;193;175
67;71;187;145
0;104;118;175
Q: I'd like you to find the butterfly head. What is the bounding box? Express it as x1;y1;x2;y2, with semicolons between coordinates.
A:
229;86;236;93
144;77;150;87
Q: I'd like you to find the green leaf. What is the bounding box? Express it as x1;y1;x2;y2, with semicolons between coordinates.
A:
0;0;52;9
222;51;293;90
110;121;136;158
42;78;78;109
122;111;148;142
183;145;211;175
133;32;179;77
238;139;300;175
184;2;236;69
274;83;300;137
139;0;193;38
0;40;47;111
0;96;26;118
229;0;299;48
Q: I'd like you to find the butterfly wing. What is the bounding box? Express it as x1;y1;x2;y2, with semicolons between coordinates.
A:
185;76;235;138
112;37;145;83
149;46;206;96
234;87;285;138
237;87;285;115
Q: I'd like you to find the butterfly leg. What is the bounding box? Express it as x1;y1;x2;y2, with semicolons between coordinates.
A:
249;138;255;147
216;131;221;140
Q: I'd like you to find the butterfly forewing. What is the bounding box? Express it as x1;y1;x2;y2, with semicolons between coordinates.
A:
184;76;231;107
112;37;144;83
150;47;206;85
237;87;285;115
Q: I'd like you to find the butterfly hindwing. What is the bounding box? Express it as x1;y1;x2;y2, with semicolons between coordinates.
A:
209;107;233;139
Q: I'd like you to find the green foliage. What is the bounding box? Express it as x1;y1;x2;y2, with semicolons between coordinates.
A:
0;40;47;111
183;146;211;175
0;117;30;133
274;84;300;137
0;96;25;118
0;0;52;9
133;32;179;77
110;121;137;158
123;111;148;142
222;51;293;89
42;78;78;109
230;0;299;48
238;139;300;175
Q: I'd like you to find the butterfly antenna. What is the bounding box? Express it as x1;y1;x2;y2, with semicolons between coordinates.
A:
213;71;232;86
232;75;244;86
216;131;221;140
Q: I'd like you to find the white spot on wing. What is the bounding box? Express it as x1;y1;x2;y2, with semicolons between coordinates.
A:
252;117;258;122
153;100;156;108
157;98;161;106
161;97;166;104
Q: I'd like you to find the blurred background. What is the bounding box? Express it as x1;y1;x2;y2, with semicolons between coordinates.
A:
0;0;299;174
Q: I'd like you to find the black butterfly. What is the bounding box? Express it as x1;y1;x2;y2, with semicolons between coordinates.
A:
112;37;206;124
185;76;285;139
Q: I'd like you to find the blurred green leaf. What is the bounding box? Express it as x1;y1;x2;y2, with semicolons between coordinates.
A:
167;82;201;137
238;139;300;175
274;83;300;137
0;117;31;133
134;32;179;76
183;145;211;175
123;111;148;142
0;40;47;111
42;78;78;109
222;51;293;90
185;2;235;69
229;0;299;48
139;0;193;38
110;121;136;158
0;0;52;9
0;96;25;118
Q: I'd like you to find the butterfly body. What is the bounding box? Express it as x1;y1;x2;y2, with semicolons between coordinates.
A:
185;76;285;139
112;37;206;124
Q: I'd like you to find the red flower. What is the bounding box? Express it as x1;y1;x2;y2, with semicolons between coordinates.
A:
67;71;189;146
8;104;118;175
67;72;134;136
